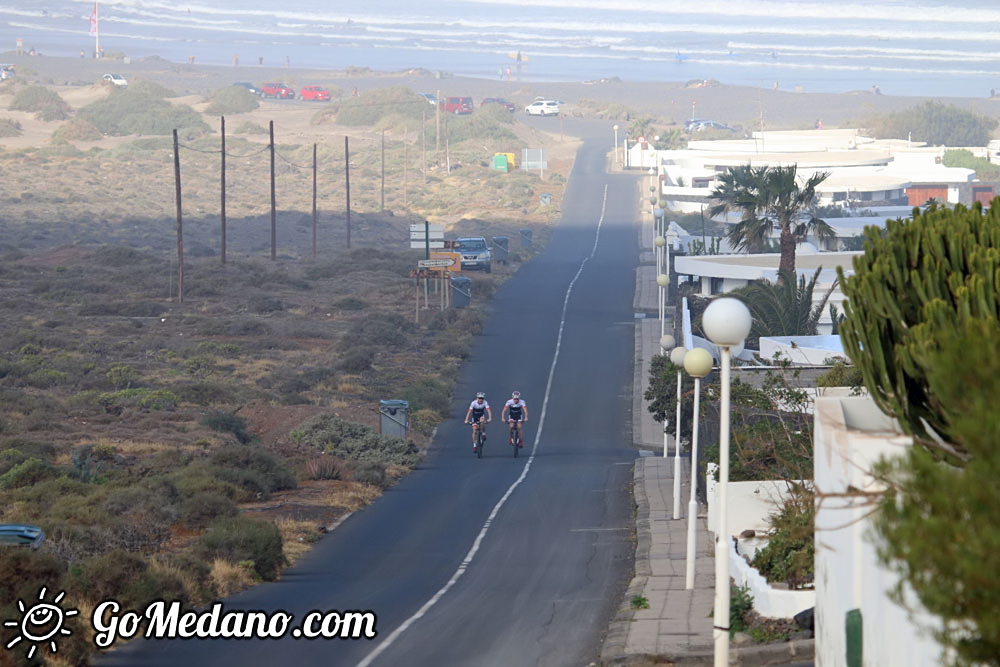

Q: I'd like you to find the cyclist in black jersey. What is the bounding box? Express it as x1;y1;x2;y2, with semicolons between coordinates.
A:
464;392;492;451
501;391;528;447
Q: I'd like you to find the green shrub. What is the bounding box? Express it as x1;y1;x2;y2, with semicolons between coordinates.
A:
345;313;413;347
201;411;252;443
333;296;368;310
77;88;210;137
338;347;375;373
209;445;297;497
334;87;431;126
174;381;237;406
194;516;286;580
0;457;56;489
180;491;238;529
232;120;267;134
128;79;178;99
400;377;451;415
730;584;754;635
98;388;179;412
205;85;260;115
751;484;815;589
0;117;22;137
107;363;139;389
72;550;148;603
352;461;387;488
0;448;30;475
9;85;71;120
289;414;421;466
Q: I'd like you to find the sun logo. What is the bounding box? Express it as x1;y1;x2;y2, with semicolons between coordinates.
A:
3;587;78;660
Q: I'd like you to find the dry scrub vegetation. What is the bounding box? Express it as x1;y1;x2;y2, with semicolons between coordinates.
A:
0;69;574;666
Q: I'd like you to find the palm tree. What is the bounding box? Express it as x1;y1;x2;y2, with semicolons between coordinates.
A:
708;164;835;278
731;268;837;348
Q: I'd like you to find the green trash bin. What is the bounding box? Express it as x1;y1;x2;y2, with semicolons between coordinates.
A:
492;154;509;172
451;276;472;308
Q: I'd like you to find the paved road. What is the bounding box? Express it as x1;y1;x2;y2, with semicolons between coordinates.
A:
103;124;642;667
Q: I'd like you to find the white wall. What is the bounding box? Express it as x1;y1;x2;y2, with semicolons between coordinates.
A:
813;397;946;666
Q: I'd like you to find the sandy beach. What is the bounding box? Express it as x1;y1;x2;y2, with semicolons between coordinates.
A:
7;53;1000;137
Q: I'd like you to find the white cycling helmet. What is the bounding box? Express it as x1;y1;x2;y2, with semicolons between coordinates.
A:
511;390;521;399
476;392;486;398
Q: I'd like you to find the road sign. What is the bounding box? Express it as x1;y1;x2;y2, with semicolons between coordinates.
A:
410;223;444;233
410;241;445;249
418;258;455;269
410;230;444;240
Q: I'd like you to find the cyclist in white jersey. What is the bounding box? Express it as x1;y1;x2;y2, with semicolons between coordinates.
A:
464;392;491;451
501;391;528;447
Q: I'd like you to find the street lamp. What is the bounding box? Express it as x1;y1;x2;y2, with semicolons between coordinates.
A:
683;347;713;590
702;298;753;667
668;345;687;519
613;124;620;165
659;334;675;459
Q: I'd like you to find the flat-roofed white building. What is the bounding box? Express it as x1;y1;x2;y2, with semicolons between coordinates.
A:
629;129;979;214
673;251;860;333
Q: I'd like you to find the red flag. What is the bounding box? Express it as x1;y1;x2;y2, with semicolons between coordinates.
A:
89;3;97;37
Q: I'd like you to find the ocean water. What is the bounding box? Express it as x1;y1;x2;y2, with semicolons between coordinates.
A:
4;0;1000;97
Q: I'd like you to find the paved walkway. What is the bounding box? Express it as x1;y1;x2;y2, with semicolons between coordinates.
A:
599;186;814;666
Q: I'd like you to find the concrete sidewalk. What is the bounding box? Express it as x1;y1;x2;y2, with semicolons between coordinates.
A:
599;198;814;666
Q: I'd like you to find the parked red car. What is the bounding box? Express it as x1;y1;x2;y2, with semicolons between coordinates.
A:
299;85;331;101
481;97;515;112
439;96;473;114
259;82;295;99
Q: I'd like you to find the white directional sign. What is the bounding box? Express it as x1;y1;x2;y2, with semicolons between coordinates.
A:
410;230;444;240
410;241;445;249
410;223;444;233
418;258;456;268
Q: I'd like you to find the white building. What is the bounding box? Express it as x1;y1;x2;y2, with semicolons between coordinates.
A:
813;397;946;666
627;129;981;215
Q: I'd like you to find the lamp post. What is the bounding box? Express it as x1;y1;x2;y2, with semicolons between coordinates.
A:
668;345;686;519
654;237;665;327
659;334;676;457
683;347;713;589
613;124;620;165
702;298;753;667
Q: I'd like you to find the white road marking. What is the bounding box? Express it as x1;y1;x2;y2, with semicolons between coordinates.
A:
357;184;610;667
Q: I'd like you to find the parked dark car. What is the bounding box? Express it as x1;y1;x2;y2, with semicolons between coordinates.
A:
234;81;261;95
481;97;516;112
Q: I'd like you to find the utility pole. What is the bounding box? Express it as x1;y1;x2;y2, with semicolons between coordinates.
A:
345;135;351;249
312;143;317;260
269;120;276;261
220;115;226;264
421;109;427;183
435;89;441;151
172;129;183;303
380;129;385;212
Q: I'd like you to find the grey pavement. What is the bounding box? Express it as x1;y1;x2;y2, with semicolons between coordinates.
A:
599;185;815;666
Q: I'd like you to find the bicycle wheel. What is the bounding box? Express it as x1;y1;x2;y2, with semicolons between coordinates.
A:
476;427;484;458
513;427;519;458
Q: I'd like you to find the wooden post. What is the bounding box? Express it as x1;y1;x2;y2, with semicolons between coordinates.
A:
422;110;427;184
445;113;450;173
415;275;420;324
312;143;317;260
403;134;408;207
220;116;226;264
435;89;440;151
345;135;351;249
269;120;276;261
173;129;184;303
380;129;385;212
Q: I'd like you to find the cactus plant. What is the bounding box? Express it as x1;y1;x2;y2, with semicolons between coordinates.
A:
837;201;1000;464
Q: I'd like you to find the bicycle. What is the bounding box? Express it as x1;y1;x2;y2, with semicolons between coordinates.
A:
468;418;486;458
507;419;523;458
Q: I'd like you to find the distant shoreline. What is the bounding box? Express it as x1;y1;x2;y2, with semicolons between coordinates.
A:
6;52;1000;136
